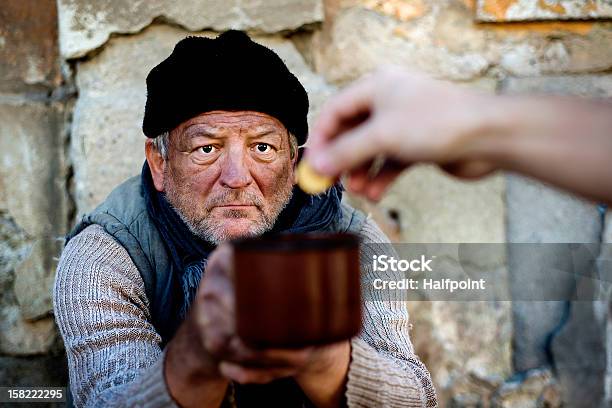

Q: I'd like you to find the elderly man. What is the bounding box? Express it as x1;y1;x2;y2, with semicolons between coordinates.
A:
54;31;436;407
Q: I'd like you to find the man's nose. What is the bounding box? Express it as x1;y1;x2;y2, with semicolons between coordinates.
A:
218;146;253;189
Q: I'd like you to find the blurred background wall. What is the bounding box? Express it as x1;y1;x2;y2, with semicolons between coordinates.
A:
0;1;611;406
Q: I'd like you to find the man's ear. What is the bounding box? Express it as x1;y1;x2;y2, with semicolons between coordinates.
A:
145;139;165;192
291;146;303;184
291;154;300;185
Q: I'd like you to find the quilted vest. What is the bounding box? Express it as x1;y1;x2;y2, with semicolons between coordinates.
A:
66;175;368;347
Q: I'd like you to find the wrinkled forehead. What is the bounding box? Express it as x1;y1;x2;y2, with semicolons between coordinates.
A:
176;110;288;137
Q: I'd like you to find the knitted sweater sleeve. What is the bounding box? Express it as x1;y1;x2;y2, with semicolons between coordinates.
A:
53;224;179;407
346;217;438;407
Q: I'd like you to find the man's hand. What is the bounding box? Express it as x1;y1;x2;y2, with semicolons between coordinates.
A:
165;244;351;408
217;339;351;408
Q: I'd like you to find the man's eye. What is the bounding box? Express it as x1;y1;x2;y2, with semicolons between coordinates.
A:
255;143;271;153
198;145;217;154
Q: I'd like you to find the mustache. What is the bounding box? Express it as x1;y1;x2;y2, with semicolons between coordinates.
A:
205;190;264;210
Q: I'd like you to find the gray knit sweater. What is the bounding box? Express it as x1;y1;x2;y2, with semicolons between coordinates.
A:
53;218;437;407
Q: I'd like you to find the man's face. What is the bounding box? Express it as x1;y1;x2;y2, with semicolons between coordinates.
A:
161;110;297;244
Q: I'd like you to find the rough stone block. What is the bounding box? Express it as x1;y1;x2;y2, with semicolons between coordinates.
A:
559;26;612;74
0;100;70;320
0;0;61;92
599;211;612;407
477;0;612;22
373;163;508;405
379;165;505;243
506;175;602;244
0;212;61;357
505;163;603;404
408;300;512;406
313;2;612;84
495;25;612;76
0;353;68;387
57;0;324;58
550;299;606;407
0;305;58;356
503;74;612;97
0;210;30;283
312;6;491;84
361;0;428;22
490;368;562;408
503;76;611;407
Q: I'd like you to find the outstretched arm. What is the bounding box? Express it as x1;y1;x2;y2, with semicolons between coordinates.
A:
306;67;612;204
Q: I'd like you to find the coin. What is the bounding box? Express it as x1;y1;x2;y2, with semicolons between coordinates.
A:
297;160;333;194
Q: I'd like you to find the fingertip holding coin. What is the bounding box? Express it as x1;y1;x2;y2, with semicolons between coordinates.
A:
297;160;334;194
218;361;241;380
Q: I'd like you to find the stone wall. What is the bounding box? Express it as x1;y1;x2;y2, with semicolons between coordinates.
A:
0;0;70;391
1;1;610;407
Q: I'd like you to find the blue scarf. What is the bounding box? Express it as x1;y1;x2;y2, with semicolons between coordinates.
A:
141;161;343;322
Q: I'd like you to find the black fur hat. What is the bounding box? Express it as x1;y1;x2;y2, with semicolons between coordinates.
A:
142;30;309;145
